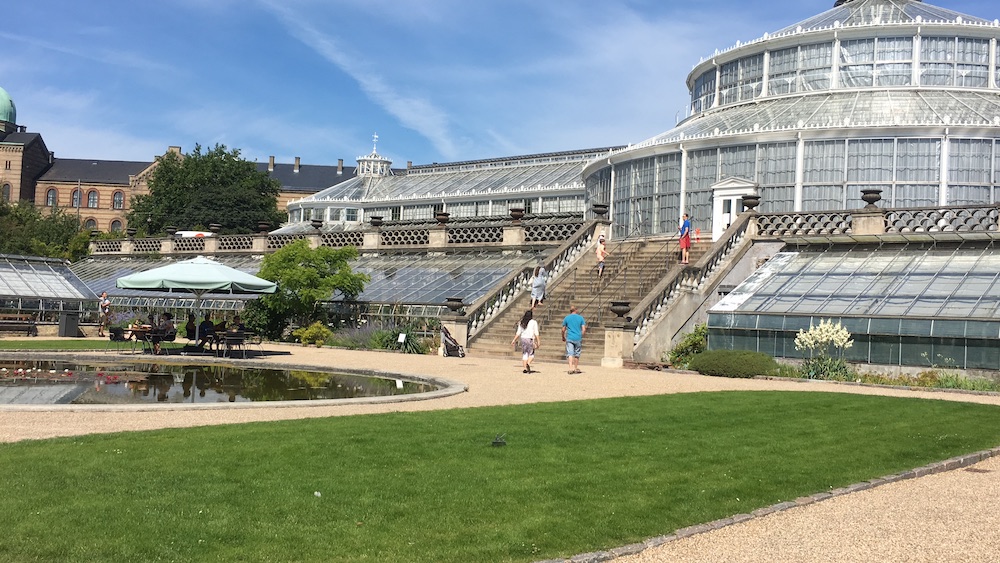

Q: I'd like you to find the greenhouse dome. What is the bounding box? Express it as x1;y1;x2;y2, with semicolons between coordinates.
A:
584;0;1000;241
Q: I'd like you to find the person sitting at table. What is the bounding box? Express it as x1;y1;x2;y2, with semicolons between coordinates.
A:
184;313;196;341
230;314;246;332
198;313;216;350
151;312;174;355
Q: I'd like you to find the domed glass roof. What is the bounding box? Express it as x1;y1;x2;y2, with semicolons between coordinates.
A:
773;0;992;35
0;86;15;124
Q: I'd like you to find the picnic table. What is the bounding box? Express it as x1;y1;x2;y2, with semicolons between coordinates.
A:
0;313;38;337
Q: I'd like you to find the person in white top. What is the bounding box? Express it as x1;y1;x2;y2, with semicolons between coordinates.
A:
511;309;541;374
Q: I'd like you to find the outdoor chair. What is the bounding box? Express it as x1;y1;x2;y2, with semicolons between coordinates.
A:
105;327;133;354
220;331;247;359
246;332;265;357
144;328;177;355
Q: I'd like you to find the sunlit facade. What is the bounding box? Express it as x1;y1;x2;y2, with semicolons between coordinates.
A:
584;0;1000;241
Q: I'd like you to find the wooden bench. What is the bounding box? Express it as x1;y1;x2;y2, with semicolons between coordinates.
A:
0;314;38;337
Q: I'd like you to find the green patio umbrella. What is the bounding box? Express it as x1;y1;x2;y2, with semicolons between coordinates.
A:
116;256;277;345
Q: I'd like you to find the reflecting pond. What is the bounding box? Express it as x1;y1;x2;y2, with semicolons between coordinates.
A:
0;360;436;404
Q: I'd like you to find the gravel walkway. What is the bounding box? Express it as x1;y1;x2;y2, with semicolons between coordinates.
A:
2;343;999;562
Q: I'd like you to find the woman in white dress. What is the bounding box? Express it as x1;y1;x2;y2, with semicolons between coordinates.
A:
511;309;541;374
530;266;546;308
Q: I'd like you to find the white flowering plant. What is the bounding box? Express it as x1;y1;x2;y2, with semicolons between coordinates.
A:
794;320;855;380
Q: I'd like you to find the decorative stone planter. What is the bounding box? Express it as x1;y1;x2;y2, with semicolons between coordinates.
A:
861;188;882;209
310;218;323;230
125;227;137;238
209;223;222;233
443;297;464;314
591;203;610;218
165;225;178;236
609;300;631;318
89;230;101;238
435;211;450;225
257;221;271;233
370;216;384;228
509;208;525;222
741;194;761;212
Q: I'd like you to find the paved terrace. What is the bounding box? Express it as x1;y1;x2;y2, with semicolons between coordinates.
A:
1;341;998;562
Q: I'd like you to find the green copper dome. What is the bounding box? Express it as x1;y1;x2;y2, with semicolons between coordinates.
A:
0;87;16;125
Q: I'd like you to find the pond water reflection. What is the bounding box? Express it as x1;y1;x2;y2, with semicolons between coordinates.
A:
0;360;435;404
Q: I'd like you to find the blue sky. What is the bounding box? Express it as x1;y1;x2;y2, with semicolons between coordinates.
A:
2;0;996;167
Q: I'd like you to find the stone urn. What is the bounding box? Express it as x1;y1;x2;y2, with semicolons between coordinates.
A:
257;221;271;233
165;225;178;236
209;223;222;233
435;211;451;225
591;203;610;218
370;215;384;228
89;230;101;238
741;194;761;212
126;227;137;238
609;301;631;318
310;218;323;230
509;208;525;222
861;188;882;210
443;297;464;314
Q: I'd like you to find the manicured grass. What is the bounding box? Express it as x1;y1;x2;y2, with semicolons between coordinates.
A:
2;391;999;562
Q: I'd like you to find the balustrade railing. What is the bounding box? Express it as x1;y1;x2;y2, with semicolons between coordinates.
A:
464;220;603;341
884;205;999;233
93;239;123;253
173;237;205;253
267;233;305;250
630;213;751;346
218;234;254;251
755;210;852;237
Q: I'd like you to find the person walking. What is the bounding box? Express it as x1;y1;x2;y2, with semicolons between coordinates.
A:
595;234;609;279
561;305;586;374
530;265;546;308
679;213;692;264
511;309;541;373
97;292;111;337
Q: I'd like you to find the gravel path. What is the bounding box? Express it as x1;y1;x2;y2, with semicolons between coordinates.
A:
2;343;999;562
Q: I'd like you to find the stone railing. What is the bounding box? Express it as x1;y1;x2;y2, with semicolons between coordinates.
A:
89;214;585;256
756;210;852;237
884;205;999;233
631;213;752;345
463;220;606;341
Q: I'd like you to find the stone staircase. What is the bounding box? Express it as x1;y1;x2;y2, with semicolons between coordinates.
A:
467;237;712;367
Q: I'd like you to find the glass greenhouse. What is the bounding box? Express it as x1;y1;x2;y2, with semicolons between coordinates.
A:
584;0;1000;241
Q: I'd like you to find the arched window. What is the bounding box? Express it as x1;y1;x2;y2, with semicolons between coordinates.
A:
112;191;124;210
46;188;57;207
1;184;10;202
87;190;99;208
110;220;123;233
71;190;81;208
84;219;97;231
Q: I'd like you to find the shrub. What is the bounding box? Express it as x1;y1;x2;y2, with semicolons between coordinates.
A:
292;322;333;346
688;349;779;378
667;324;708;368
801;356;854;380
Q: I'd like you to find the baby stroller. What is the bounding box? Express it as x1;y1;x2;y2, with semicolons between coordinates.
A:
441;326;466;357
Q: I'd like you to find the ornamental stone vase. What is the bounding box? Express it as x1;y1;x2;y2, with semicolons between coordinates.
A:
310;218;323;230
370;216;384;228
444;297;464;314
165;225;178;236
741;194;761;212
861;188;882;209
609;300;631;318
435;211;450;225
126;227;137;238
509;208;525;222
209;223;222;233
591;203;610;218
257;221;271;233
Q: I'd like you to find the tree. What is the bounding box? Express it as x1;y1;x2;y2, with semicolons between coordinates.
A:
128;143;285;235
244;240;369;339
0;201;90;261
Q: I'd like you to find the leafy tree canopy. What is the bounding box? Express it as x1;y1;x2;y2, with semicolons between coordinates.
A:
128;143;285;235
244;240;369;338
0;201;90;261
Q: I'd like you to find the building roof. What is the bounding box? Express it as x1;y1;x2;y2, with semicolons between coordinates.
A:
38;158;152;185
776;0;990;35
256;161;390;194
0;131;42;146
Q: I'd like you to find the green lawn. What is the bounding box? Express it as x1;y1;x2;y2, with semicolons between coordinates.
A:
2;391;999;562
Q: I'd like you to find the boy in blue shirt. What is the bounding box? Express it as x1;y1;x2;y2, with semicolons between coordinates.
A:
561;306;587;374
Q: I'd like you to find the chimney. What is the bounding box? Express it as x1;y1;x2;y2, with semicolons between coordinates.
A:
167;146;181;155
407;161;412;169
49;151;55;164
337;159;344;175
268;156;275;172
294;157;300;173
